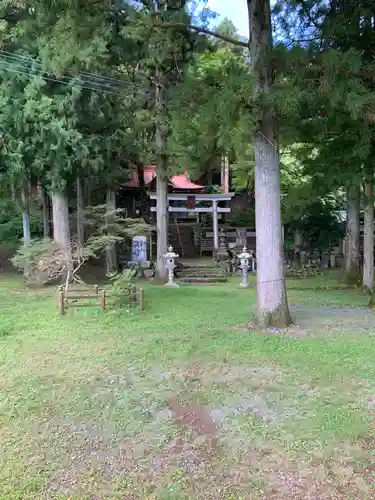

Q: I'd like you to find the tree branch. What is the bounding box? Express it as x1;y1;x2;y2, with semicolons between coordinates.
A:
190;24;249;48
153;21;249;48
296;0;321;31
284;36;322;48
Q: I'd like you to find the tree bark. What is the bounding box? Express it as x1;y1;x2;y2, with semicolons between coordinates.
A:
52;191;72;281
85;179;92;207
293;228;303;267
76;177;84;248
156;172;168;280
344;185;361;284
363;181;374;290
155;67;169;281
247;0;292;328
136;163;148;219
106;188;118;274
21;184;31;246
40;185;50;238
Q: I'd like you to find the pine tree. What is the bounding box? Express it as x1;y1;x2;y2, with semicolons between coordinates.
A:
0;0;145;272
274;0;375;287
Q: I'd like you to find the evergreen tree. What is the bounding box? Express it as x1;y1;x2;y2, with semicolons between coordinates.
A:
0;0;145;273
273;0;375;287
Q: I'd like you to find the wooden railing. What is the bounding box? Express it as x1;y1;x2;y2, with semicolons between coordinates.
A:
58;284;145;315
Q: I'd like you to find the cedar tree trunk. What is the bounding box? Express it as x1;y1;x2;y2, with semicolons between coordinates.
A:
155;68;169;281
76;176;84;248
247;0;292;328
52;190;72;282
106;188;118;274
344;185;360;284
363;181;374;291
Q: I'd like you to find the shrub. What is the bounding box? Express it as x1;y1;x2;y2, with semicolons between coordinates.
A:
109;269;138;306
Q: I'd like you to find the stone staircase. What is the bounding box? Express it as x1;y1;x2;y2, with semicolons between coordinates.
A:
168;224;197;258
177;264;228;284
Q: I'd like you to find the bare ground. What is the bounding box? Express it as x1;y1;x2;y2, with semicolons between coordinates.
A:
29;360;375;499
233;304;375;339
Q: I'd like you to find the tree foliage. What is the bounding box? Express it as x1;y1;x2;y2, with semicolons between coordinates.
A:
11;205;150;287
169;40;256;179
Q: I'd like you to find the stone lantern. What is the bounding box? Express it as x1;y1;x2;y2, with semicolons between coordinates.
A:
238;246;251;288
163;245;179;288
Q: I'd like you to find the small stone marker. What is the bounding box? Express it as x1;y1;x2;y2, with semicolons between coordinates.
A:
216;228;227;262
164;245;179;288
235;228;247;248
238;246;251;288
132;235;148;263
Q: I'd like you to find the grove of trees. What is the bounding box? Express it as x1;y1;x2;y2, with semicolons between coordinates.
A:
0;0;374;328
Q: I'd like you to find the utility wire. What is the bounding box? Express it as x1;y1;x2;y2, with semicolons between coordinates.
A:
0;62;135;95
0;49;142;90
0;62;121;95
0;50;148;96
0;61;150;98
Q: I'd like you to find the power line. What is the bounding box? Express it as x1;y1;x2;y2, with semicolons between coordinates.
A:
0;49;148;96
0;61;152;99
0;61;122;96
0;49;141;89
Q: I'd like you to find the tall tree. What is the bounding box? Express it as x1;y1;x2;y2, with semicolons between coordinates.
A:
247;0;292;327
273;0;375;286
0;0;145;266
363;179;374;290
120;0;198;280
344;185;361;283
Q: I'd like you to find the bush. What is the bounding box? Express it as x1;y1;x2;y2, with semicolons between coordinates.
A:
109;269;138;306
11;239;67;285
0;210;43;243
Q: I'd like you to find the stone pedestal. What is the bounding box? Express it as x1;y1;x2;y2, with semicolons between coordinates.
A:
239;247;251;288
164;245;180;288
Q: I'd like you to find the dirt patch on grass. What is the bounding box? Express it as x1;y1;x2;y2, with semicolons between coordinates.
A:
233;322;311;338
169;398;218;446
194;362;285;386
210;393;286;425
268;467;347;500
44;421;152;496
232;304;375;339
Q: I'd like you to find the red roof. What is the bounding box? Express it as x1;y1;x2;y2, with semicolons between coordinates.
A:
124;165;156;188
123;165;203;191
170;174;203;190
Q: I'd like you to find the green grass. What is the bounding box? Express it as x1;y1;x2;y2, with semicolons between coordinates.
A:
1;273;375;499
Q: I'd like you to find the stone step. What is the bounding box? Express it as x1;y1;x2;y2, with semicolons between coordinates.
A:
179;277;228;284
180;271;226;278
180;268;225;274
181;265;223;269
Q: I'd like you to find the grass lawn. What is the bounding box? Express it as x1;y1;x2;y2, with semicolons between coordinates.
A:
1;272;375;499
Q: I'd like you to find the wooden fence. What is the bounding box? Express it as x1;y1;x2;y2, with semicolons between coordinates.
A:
58;284;145;315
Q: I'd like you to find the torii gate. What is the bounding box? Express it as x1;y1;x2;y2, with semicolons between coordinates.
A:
149;192;235;251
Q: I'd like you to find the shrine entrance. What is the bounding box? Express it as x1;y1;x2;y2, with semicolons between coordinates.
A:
149;192;234;253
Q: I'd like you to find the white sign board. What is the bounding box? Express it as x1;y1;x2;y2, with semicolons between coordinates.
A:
132;236;147;262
